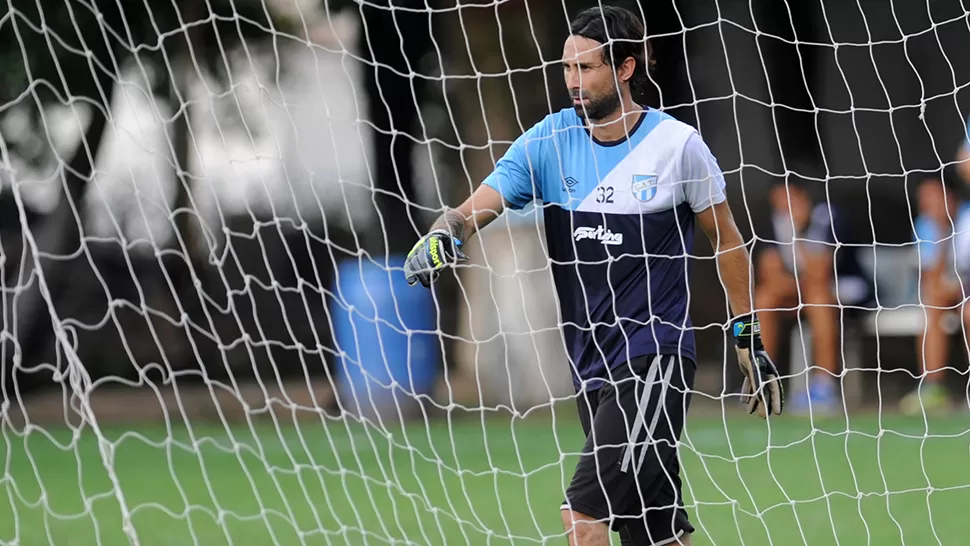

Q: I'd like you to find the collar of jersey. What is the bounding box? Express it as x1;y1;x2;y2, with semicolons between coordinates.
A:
580;105;651;147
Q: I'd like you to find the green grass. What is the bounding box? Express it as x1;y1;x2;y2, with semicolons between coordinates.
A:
2;405;970;545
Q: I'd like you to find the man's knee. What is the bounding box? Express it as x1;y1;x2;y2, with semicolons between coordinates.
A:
799;272;835;308
755;283;787;313
561;508;609;546
920;279;959;310
756;248;785;280
755;262;795;313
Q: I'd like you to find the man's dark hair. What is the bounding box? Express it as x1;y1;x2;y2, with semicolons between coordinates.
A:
570;5;655;100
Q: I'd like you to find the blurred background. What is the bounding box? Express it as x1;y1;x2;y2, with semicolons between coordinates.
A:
1;0;969;426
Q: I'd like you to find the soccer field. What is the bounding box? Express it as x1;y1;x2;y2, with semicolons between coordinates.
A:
2;405;969;545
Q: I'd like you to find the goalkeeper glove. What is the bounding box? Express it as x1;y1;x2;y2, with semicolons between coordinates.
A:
404;229;468;288
731;314;784;418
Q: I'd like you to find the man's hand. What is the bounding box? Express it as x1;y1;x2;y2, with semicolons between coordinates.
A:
732;314;784;418
404;229;469;288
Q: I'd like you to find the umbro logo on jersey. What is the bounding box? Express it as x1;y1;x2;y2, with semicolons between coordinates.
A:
573;225;623;246
563;176;579;193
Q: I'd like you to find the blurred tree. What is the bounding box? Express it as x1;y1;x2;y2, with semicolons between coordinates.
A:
339;0;436;256
0;0;289;389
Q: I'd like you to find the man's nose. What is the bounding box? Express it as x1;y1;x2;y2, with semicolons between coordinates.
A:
564;71;580;91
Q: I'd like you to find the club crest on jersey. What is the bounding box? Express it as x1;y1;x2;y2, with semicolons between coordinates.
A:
631;174;658;202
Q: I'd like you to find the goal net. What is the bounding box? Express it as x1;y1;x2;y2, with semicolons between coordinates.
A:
2;0;969;545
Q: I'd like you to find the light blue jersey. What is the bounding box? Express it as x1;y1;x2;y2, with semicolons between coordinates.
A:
483;107;727;391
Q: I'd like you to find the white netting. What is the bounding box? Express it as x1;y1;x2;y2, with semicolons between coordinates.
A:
1;0;969;545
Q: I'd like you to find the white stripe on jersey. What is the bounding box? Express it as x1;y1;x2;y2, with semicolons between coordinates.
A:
576;120;697;216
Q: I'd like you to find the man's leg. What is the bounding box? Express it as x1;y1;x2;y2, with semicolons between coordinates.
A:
918;280;955;380
616;452;695;546
562;355;695;546
801;269;839;380
778;249;840;414
962;298;970;411
620;524;693;545
901;280;961;413
794;279;840;414
557;513;695;546
755;248;798;360
560;510;609;546
799;262;840;412
562;383;609;546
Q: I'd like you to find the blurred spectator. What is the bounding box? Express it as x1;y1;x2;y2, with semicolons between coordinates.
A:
756;181;865;414
900;177;970;414
957;116;970;186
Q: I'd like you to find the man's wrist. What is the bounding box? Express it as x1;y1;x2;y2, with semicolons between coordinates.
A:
730;313;764;350
426;228;463;248
429;209;467;243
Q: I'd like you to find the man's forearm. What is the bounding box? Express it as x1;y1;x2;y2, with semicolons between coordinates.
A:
717;242;754;318
427;186;506;243
419;183;508;247
696;201;755;319
430;209;469;242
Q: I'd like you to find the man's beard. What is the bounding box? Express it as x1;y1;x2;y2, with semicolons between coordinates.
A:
573;88;621;122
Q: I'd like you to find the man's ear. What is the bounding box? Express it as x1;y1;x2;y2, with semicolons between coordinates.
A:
617;56;636;84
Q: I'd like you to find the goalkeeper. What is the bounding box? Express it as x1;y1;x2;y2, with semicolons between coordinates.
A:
404;5;783;546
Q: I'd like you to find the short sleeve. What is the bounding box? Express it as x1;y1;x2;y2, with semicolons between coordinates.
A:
481;122;547;210
680;133;728;213
914;215;942;270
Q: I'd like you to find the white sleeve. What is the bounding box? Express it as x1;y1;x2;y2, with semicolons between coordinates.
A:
680;132;728;213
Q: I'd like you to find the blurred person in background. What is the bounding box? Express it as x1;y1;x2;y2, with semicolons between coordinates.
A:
957;114;970;186
902;176;970;414
755;181;852;415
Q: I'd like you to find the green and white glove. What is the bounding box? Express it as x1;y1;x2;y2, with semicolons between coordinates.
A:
731;314;784;418
404;229;468;288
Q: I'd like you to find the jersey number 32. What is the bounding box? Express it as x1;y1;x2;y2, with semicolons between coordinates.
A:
596;186;614;204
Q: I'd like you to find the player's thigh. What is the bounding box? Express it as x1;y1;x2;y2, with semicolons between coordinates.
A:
565;355;695;531
923;276;963;308
615;357;696;544
617;455;695;546
756;268;799;312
